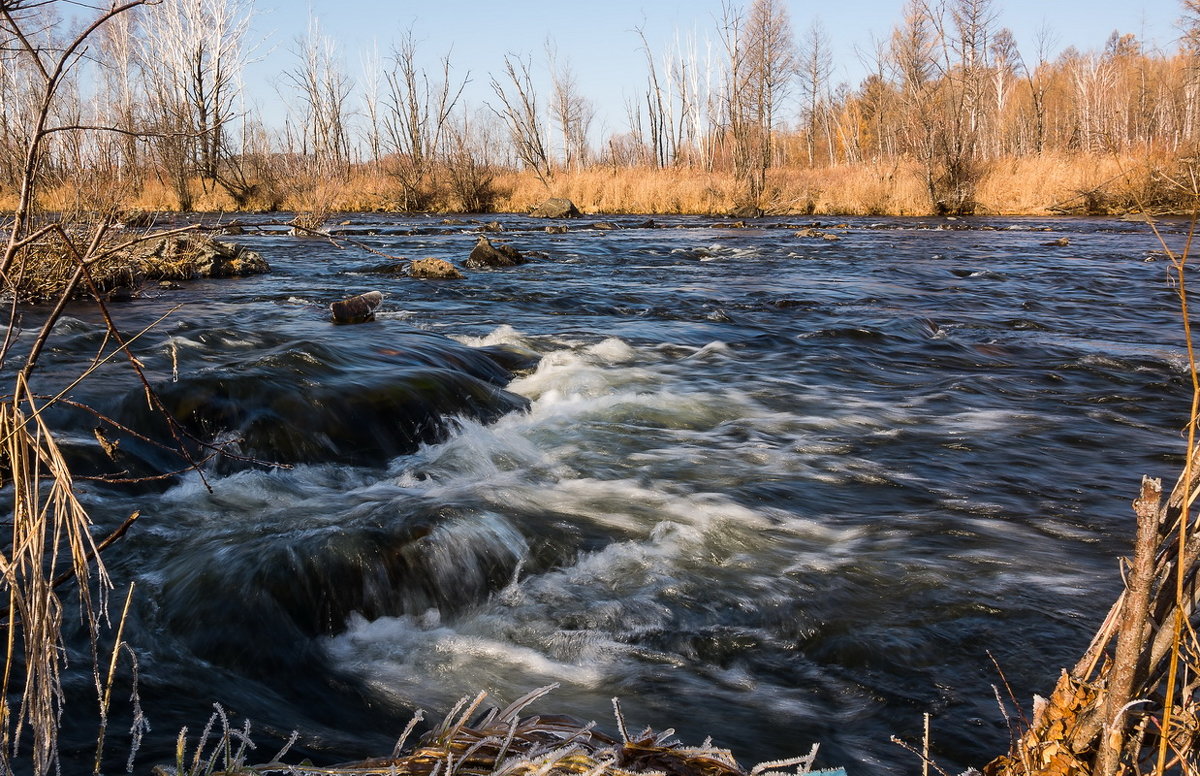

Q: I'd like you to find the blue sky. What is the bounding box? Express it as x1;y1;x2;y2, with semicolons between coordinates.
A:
243;0;1179;136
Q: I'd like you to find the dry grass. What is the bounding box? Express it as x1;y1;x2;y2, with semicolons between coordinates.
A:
155;685;821;776
0;152;1191;217
493;163;926;216
3;228;265;303
1;377;110;776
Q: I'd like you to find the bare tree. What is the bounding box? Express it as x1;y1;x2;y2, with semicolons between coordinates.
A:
889;0;939;206
547;41;593;170
718;0;796;207
443;107;501;212
635;25;673;167
360;42;384;166
285;16;354;179
138;0;255;208
489;53;553;187
798;18;833;166
380;29;467;209
96;9;142;184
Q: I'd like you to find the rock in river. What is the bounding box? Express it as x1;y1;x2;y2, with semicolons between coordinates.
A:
466;235;526;268
135;233;270;279
330;290;384;323
530;197;581;218
409;258;465;279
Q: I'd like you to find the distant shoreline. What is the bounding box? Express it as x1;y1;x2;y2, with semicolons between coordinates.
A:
4;151;1180;220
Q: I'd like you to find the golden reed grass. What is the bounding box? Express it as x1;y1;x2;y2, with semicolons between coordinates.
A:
0;151;1186;216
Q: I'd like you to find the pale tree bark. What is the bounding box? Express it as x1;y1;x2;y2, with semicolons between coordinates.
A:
798;18;833;166
360;42;384;166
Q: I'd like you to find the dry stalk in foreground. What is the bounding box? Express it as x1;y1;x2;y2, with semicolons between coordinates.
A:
0;375;110;776
155;685;822;776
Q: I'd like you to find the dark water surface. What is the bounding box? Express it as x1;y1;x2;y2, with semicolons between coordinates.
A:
15;214;1194;774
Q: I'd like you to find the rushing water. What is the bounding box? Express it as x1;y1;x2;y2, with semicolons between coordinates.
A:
11;214;1193;774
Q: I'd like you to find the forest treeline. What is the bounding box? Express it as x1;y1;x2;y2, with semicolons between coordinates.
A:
2;0;1199;217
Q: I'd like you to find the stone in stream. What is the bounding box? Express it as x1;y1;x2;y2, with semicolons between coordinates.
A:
729;204;764;219
530;197;581;218
466;235;526;268
408;258;465;279
330;290;383;323
135;233;270;279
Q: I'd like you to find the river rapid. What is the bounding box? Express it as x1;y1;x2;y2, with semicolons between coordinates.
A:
12;214;1193;774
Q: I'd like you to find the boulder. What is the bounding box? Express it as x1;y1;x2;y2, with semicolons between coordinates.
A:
330;290;383;324
118;209;159;229
136;234;270;280
466;236;526;269
409;258;465;279
544;225;569;234
591;222;619;230
530;197;581;218
729;204;764;219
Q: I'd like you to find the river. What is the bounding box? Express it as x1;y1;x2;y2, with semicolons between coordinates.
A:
13;213;1191;774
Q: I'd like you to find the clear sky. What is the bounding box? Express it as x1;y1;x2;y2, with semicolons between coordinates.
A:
242;0;1179;138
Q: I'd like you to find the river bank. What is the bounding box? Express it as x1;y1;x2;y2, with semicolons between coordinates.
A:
3;151;1186;219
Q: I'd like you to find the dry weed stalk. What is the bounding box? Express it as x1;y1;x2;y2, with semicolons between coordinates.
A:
0;376;110;776
155;685;820;776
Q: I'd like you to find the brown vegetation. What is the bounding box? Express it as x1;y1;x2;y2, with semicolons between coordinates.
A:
3;0;1200;217
0;150;1175;217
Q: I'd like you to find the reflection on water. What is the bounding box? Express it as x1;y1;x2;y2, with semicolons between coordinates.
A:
21;214;1191;774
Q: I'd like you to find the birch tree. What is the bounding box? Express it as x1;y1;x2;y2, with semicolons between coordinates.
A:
285;16;353;178
138;0;254;208
547;42;593;170
798;19;833;166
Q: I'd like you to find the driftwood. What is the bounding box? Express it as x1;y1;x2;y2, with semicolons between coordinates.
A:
983;463;1200;776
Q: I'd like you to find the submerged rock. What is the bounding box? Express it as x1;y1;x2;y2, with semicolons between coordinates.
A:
408;258;465;279
117;332;533;471
466;235;526;268
530;197;581;218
